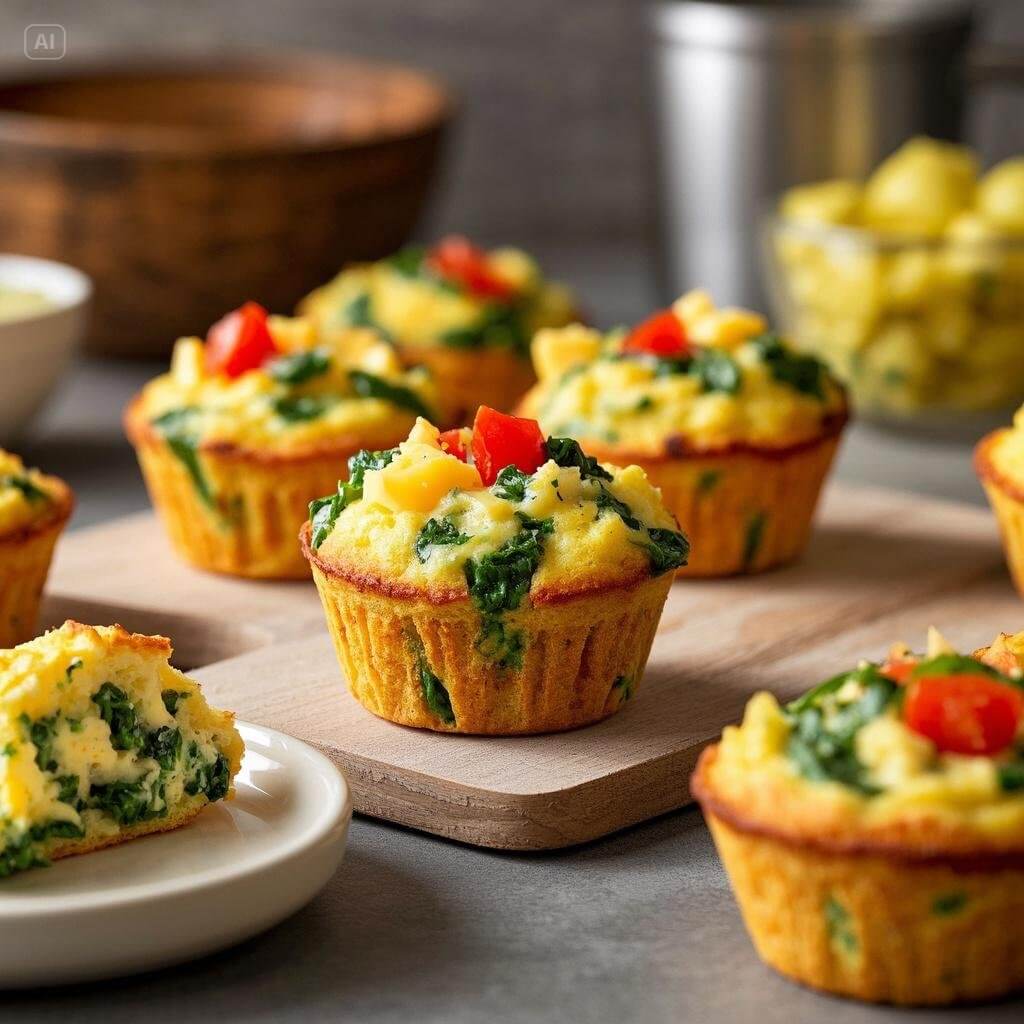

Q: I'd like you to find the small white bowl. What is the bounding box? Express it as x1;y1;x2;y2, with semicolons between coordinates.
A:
0;254;91;443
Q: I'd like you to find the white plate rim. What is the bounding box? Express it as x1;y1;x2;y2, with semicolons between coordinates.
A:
0;720;351;917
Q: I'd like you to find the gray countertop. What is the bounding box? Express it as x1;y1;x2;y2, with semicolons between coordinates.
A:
8;264;1022;1020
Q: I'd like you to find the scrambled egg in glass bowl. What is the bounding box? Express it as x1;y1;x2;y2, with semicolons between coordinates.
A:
298;236;577;421
124;301;441;580
693;627;1024;1006
517;291;847;577
767;138;1024;423
300;407;687;734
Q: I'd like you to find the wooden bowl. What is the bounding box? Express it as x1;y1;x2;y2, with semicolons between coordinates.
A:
0;54;453;357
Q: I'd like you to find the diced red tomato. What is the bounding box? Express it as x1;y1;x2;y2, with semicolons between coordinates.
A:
426;236;516;302
880;658;917;685
904;674;1024;756
205;302;277;377
622;310;691;358
438;428;469;462
471;406;546;486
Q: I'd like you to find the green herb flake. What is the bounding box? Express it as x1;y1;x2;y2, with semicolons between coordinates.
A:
59;658;83;691
415;516;471;563
440;305;528;356
348;369;433;420
91;682;145;752
418;654;455;726
750;333;826;399
151;407;215;510
1;742;15;758
308;447;398;550
611;675;634;702
544;437;612;482
493;465;531;502
388;246;427;277
696;469;721;496
3;474;48;503
634;527;689;576
742;512;766;571
690;349;742;394
932;892;968;917
273;395;335;422
266;348;331;385
595;487;641;531
998;762;1024;792
824;896;859;957
161;689;188;716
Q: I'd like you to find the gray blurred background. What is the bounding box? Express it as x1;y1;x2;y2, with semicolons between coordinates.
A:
0;0;1019;266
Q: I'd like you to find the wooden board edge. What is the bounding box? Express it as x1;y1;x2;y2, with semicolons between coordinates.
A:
316;741;711;851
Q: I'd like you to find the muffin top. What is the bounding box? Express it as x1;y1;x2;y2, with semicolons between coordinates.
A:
305;407;687;611
780;136;1024;240
518;291;845;456
298;236;577;358
980;405;1024;485
134;302;440;456
698;628;1024;857
0;450;68;538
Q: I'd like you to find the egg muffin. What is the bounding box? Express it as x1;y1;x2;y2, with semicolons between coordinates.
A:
300;406;687;734
693;627;1024;1005
0;450;73;647
298;236;577;421
517;291;848;576
125;301;440;579
976;412;1024;594
0;620;243;878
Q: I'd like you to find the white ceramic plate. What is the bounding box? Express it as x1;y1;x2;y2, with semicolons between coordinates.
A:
0;722;351;988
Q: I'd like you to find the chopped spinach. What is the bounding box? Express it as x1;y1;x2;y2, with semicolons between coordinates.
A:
273;394;335;422
784;666;898;794
611;675;634;702
151;407;215;509
3;474;48;503
20;712;59;772
911;653;1013;684
493;465;531;502
932;892;968;916
418;655;455;726
633;527;689;576
475;616;526;671
30;819;85;843
308;447;398;549
266;348;331;385
144;726;182;771
89;779;162;826
689;349;742;394
415;516;470;563
998;761;1024;792
595;487;641;531
742;512;766;570
61;658;83;691
161;689;188;716
0;831;46;877
91;683;145;752
348;369;433;419
544;437;612;482
440;304;528;356
696;469;721;496
184;747;230;802
56;774;79;804
750;333;826;399
824;896;858;955
388;246;426;277
1;742;14;758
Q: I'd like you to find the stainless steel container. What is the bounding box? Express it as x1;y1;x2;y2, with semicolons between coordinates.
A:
650;0;978;309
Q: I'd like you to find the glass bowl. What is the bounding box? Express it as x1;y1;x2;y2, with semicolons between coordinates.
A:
763;215;1024;429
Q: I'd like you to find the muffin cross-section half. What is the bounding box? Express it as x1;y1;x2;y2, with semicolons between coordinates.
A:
301;407;687;734
0;621;243;878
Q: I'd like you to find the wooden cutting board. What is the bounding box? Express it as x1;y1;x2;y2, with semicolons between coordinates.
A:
41;483;1021;851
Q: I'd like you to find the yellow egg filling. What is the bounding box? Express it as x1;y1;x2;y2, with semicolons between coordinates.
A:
711;629;1024;841
298;244;577;356
522;291;844;456
137;315;440;454
0;450;65;537
0;622;242;877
